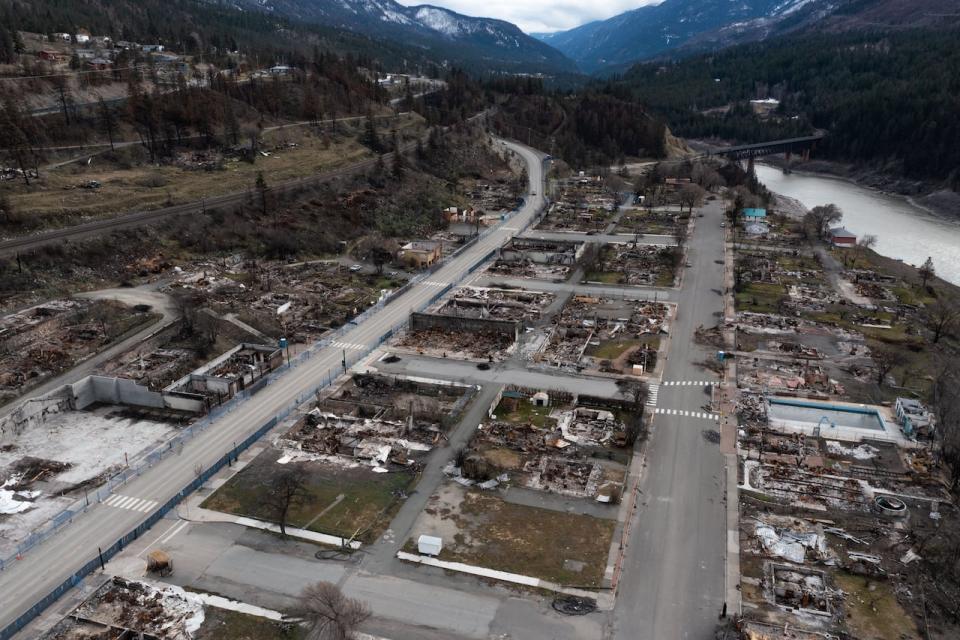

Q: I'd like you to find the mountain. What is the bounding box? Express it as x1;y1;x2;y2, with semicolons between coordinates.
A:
229;0;576;73
537;0;960;74
537;0;841;74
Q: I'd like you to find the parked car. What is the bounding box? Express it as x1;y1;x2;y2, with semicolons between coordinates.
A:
349;264;362;272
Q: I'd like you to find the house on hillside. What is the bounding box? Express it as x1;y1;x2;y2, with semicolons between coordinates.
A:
38;50;62;62
268;65;295;76
74;34;90;44
750;98;780;117
87;57;112;71
399;241;442;269
829;227;857;247
52;33;71;42
141;44;164;53
742;208;767;221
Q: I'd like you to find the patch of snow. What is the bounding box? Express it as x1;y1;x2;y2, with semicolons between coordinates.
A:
826;441;879;460
414;7;468;36
196;592;284;621
0;476;34;515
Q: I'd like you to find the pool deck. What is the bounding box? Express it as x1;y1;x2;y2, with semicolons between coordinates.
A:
765;396;916;447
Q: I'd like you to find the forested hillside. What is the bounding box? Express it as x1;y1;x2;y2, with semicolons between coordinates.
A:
620;28;960;184
489;79;667;169
0;0;445;73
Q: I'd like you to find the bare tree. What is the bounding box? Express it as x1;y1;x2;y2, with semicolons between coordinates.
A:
98;97;118;151
264;465;310;535
933;357;960;487
852;234;877;268
255;171;270;220
293;581;371;640
617;378;649;412
927;296;960;344
617;378;650;446
919;256;936;288
872;345;898;386
679;183;706;213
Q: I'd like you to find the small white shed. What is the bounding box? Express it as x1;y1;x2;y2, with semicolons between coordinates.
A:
417;534;443;556
531;391;549;407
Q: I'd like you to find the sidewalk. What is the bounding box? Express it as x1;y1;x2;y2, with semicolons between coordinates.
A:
720;224;741;618
182;505;362;550
396;551;614;609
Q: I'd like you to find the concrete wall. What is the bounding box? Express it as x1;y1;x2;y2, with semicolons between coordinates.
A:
410;312;519;340
75;376;166;410
165;343;280;394
500;239;581;265
1;376;206;443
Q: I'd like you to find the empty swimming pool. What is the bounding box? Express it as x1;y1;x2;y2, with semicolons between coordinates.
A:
767;398;886;431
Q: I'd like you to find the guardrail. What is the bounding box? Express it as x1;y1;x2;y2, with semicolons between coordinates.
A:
0;145;545;640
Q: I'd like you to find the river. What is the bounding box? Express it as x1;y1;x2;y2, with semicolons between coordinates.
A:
755;165;960;286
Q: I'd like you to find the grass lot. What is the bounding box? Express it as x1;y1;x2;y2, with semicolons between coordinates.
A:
9;115;424;228
735;282;787;313
775;254;824;284
655;267;676;287
834;573;920;640
196;608;303;640
586;335;660;360
584;271;624;284
584;268;675;287
202;453;414;543
493;397;555;428
439;491;615;587
615;211;679;236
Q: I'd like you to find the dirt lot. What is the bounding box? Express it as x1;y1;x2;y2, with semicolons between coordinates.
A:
202;450;414;543
408;483;615;587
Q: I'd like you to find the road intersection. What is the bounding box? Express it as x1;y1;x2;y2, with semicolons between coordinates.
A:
2;142;733;640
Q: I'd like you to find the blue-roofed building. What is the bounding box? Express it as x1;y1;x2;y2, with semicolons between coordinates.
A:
742;208;767;220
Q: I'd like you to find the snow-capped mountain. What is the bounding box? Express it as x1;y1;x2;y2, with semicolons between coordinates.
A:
536;0;845;73
230;0;574;73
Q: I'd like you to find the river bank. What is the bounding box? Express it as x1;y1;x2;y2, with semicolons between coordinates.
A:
755;165;960;287
761;155;960;220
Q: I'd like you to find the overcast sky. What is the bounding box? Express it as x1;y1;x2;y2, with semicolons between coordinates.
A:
397;1;660;34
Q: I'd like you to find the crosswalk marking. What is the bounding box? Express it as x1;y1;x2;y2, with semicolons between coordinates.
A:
104;494;158;513
332;341;366;351
646;383;659;407
653;408;720;422
662;380;715;387
422;281;447;288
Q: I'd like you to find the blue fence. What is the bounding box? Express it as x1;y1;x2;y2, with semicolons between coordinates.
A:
0;148;548;640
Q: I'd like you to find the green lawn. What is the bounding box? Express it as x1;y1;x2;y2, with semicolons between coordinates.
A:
586;335;660;360
493;398;555;428
655;267;676;287
584;271;624;284
735;282;786;313
202;455;415;543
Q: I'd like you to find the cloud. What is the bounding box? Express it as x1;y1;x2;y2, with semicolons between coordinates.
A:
396;1;661;33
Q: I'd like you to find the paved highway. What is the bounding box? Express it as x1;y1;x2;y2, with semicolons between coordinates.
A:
0;139;546;634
